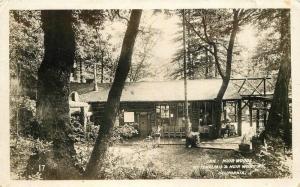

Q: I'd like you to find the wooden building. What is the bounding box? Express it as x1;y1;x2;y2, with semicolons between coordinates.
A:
70;79;243;138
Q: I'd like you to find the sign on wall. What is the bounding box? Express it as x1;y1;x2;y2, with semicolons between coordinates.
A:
124;112;135;123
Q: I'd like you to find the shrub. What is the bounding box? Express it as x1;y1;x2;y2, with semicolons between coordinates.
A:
73;142;94;172
69;116;86;143
10;136;52;180
249;137;292;178
99;150;173;179
191;168;216;179
10;96;37;136
114;123;139;139
69;119;138;144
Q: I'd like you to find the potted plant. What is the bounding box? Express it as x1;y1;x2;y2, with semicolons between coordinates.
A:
239;135;250;152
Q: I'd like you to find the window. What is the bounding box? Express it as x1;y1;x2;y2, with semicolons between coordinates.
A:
156;104;170;118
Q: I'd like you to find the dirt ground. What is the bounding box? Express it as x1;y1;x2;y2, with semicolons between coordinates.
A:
104;143;255;178
11;136;292;179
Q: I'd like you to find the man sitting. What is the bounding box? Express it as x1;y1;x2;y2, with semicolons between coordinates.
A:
220;119;230;138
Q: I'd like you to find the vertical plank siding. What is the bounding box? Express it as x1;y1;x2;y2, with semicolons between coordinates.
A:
89;100;242;137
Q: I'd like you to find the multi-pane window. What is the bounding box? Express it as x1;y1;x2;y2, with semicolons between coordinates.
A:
156;104;170;118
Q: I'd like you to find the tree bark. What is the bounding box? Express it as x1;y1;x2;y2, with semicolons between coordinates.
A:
213;10;240;138
266;10;291;146
84;10;142;179
26;10;81;179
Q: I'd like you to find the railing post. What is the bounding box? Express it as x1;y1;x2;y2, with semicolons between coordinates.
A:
249;101;253;127
237;100;242;136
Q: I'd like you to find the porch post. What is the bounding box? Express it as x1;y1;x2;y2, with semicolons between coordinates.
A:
256;109;260;130
234;102;237;122
263;101;267;127
80;106;87;138
249;101;253;127
223;101;227;121
237;100;242;136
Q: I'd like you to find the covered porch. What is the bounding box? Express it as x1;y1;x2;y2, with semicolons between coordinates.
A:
117;99;243;139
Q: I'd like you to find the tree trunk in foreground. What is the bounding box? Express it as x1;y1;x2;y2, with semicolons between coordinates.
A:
266;10;291;146
26;10;81;179
213;10;240;139
84;10;142;179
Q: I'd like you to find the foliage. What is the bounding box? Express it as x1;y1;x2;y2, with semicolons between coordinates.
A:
11;133;292;180
69;117;102;143
114;123;139;139
101;160;173;179
249;9;290;85
10;10;43;98
258;9;291;145
191;167;222;179
98;146;173;179
10;96;37;136
73;141;94;172
168;9;286;82
73;140;173;179
87;123;100;140
128;17;161;82
249;137;292;178
68;117;86;142
72;10;118;83
251;33;281;77
10;10;157;89
170;9;248;80
10;136;52;179
68;116;139;144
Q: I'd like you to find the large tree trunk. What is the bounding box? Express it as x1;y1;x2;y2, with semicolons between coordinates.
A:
84;10;142;179
26;10;81;179
266;10;291;146
213;79;230;138
213;10;239;138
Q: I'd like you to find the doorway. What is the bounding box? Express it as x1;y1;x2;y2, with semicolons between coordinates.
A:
139;113;150;137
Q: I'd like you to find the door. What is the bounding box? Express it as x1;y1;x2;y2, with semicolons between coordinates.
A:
139;113;149;137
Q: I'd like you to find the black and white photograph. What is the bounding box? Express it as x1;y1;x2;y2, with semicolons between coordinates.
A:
2;1;299;184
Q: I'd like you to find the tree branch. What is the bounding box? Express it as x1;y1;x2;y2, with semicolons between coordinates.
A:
202;15;213;44
212;43;225;79
184;15;209;44
115;10;129;23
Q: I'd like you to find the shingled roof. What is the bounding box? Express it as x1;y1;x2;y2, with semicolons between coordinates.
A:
70;79;241;103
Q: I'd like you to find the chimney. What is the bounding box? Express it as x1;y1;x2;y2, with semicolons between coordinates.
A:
94;63;98;91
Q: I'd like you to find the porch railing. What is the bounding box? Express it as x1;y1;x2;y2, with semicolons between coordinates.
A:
161;125;185;138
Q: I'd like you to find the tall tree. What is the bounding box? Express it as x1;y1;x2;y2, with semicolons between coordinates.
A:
84;10;142;179
27;10;81;179
170;10;217;80
265;10;291;146
213;9;241;138
184;9;255;138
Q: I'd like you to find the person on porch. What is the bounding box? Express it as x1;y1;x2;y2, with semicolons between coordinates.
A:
153;124;161;147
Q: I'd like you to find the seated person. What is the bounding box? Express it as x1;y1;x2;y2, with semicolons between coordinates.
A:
228;124;237;136
220;121;230;138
